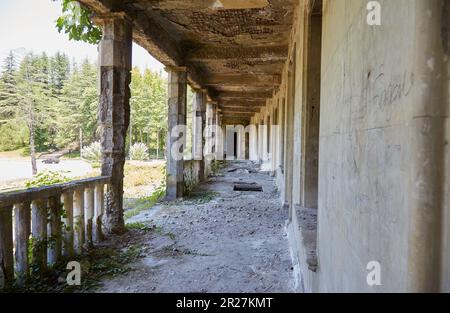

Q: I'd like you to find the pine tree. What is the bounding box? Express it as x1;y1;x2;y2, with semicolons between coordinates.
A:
0;51;19;119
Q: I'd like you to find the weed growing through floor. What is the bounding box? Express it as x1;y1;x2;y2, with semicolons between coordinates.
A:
151;224;176;241
125;222;153;231
126;222;176;241
185;190;219;204
210;160;228;175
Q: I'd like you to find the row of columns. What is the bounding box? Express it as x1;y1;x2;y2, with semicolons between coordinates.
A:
95;13;225;230
165;67;222;200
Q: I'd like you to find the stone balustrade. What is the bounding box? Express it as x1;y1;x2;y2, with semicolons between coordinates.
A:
0;176;110;289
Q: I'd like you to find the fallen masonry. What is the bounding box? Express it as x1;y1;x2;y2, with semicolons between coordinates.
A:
233;182;263;192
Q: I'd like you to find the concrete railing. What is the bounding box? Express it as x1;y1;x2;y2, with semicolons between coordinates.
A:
0;176;110;289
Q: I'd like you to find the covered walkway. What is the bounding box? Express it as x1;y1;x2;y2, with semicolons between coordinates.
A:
97;161;294;293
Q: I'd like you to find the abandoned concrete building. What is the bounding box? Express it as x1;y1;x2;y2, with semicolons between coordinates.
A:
1;0;450;293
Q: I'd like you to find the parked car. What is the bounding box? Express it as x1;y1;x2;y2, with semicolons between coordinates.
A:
42;157;60;164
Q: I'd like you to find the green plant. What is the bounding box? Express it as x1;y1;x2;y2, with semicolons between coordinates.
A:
130;142;149;161
125;222;151;231
211;160;226;175
82;141;102;161
55;0;102;44
25;170;70;188
186;190;219;203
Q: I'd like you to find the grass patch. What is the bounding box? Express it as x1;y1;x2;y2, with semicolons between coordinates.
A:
125;222;152;231
124;163;165;189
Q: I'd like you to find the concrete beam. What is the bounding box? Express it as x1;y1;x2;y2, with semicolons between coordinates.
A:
204;74;281;86
220;107;262;113
186;45;288;61
217;90;272;99
220;99;266;107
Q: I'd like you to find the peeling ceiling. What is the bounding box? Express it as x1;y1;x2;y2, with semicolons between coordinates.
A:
79;0;296;123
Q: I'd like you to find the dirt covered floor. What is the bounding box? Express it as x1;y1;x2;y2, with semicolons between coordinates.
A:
96;161;295;293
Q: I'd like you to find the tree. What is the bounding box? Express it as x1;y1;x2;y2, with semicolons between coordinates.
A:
15;54;44;174
49;52;70;96
129;68;168;158
0;51;19;119
57;58;98;148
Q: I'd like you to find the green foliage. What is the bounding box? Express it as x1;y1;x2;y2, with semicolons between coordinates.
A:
57;59;98;148
129;67;168;158
82;141;102;161
25;170;70;188
0;51;168;161
130;142;149;161
125;222;152;231
211;160;227;175
55;0;102;45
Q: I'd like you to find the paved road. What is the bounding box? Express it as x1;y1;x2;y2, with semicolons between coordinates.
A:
0;158;93;183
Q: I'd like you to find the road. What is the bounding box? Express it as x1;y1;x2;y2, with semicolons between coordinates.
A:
0;158;93;184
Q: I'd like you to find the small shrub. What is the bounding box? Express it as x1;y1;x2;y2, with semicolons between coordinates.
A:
130;142;149;161
25;171;70;188
82;141;102;161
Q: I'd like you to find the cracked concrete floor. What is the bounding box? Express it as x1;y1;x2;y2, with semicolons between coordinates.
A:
96;161;295;293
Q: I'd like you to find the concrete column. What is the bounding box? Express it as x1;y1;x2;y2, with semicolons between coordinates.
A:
406;0;449;292
215;110;224;160
236;126;246;160
193;89;207;181
249;120;259;161
205;101;215;157
98;13;132;235
166;67;187;200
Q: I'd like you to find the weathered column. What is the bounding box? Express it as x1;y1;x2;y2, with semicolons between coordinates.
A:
211;102;217;157
193;89;207;181
249;118;259;161
166;66;187;200
0;206;13;288
236;125;246;160
406;0;449;293
61;192;74;258
31;199;47;273
205;101;215;157
14;202;30;286
84;187;94;247
73;189;85;254
93;183;105;243
204;101;215;176
215;109;224;160
98;13;132;234
48;196;62;265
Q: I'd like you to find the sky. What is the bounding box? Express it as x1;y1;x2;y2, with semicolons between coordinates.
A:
0;0;165;73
